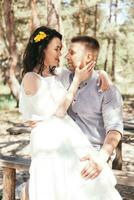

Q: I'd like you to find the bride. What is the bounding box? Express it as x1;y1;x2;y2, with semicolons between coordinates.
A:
19;26;122;200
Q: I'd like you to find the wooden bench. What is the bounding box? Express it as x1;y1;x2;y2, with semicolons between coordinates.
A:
0;145;122;200
2;119;133;199
112;140;122;170
114;170;134;187
0;156;30;200
0;155;133;200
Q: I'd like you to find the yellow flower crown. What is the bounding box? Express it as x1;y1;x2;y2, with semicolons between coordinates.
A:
34;31;47;43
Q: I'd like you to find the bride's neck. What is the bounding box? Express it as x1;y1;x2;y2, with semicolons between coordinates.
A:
42;65;52;77
33;64;53;77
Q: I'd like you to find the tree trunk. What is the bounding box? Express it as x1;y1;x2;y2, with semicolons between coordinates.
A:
111;0;118;81
77;0;89;35
104;38;110;71
0;5;2;40
0;5;9;51
46;0;66;64
111;38;116;80
3;167;16;200
46;0;61;32
94;4;98;38
112;140;122;170
29;0;40;32
3;0;20;102
104;0;112;72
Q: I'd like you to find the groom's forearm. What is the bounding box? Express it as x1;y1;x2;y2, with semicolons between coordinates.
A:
100;130;122;162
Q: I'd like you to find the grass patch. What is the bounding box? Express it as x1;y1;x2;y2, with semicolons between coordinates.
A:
0;82;17;110
0;94;16;110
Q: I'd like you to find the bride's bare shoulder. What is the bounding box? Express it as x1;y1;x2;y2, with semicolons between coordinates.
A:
22;72;42;95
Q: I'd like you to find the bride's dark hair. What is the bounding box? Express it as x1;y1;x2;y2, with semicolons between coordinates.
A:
22;26;62;76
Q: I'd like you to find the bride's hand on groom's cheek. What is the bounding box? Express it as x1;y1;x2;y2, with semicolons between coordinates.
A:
86;60;96;72
80;155;103;180
75;61;96;82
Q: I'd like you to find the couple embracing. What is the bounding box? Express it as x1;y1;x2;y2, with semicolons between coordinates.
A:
19;26;123;200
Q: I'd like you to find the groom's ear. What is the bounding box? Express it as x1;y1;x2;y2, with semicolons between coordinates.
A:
86;53;92;63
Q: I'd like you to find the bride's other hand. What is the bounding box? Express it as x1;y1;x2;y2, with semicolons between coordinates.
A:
98;70;113;92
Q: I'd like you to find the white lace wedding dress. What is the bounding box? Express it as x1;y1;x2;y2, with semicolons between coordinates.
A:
19;73;122;200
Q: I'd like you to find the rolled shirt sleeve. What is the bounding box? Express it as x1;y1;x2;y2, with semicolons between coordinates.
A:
102;85;123;136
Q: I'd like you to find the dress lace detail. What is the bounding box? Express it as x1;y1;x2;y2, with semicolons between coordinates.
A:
19;75;67;121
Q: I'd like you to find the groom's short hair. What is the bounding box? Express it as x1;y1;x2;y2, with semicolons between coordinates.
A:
71;36;100;51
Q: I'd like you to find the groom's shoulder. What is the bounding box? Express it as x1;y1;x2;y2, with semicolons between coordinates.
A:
103;85;123;105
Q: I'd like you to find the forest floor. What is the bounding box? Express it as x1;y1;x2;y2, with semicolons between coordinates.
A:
0;96;134;200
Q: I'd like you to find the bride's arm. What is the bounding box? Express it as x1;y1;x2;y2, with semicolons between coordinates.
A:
22;72;41;95
55;76;80;117
55;64;93;118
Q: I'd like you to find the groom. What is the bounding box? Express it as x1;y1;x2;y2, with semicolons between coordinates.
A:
21;36;123;200
58;35;123;179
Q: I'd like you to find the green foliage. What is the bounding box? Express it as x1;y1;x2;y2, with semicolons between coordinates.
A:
0;193;2;200
0;82;16;110
0;0;134;97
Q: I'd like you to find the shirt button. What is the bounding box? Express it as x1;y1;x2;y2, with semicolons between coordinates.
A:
85;83;87;85
73;99;76;102
75;113;78;115
78;87;81;89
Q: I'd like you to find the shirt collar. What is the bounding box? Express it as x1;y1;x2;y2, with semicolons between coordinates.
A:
69;70;97;89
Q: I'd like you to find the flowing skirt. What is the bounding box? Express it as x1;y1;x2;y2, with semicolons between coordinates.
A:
29;115;122;200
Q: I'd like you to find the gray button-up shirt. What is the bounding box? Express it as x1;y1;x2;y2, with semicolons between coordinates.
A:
58;68;123;150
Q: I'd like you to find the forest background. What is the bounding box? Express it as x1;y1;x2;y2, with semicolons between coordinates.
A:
0;1;134;199
0;0;134;109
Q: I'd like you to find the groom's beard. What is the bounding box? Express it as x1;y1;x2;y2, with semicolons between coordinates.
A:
67;64;75;72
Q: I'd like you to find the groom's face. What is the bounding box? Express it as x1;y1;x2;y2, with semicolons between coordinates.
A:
66;42;89;72
66;42;97;72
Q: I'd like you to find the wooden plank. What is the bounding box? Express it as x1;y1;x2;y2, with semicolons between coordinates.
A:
124;121;134;130
0;156;30;171
112;140;122;170
114;170;134;187
7;125;31;135
0;156;30;200
3;167;16;200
